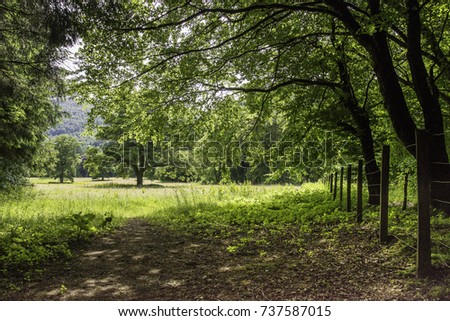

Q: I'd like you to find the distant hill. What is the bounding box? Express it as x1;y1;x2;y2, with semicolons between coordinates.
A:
48;99;99;146
48;99;88;137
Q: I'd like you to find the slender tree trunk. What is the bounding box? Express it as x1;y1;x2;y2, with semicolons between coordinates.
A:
137;168;144;188
216;161;222;183
359;124;381;205
402;173;409;211
132;165;145;188
336;57;381;205
59;174;64;184
337;106;381;205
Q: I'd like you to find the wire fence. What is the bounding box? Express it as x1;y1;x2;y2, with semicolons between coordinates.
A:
322;129;450;278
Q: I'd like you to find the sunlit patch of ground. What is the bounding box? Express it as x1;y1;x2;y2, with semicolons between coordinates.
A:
4;218;449;300
1;179;448;300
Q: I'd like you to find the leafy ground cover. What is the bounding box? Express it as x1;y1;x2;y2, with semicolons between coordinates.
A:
1;178;449;300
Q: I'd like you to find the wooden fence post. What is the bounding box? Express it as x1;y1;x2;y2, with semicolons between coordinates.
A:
357;159;363;223
402;173;409;211
416;129;432;278
333;171;338;200
380;145;390;244
346;164;352;212
330;174;333;194
340;167;344;205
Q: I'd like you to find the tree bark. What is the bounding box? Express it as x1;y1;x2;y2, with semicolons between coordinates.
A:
344;104;381;206
358;118;381;205
402;173;409;211
369;33;418;156
336;57;381;205
406;0;448;163
132;165;145;188
325;0;417;156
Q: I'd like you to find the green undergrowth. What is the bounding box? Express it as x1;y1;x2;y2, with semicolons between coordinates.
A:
0;189;119;280
151;182;450;272
1;178;449;289
0;178;188;283
151;183;364;259
0;182;139;280
362;206;450;269
159;183;347;231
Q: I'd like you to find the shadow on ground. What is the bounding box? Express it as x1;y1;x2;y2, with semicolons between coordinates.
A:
3;219;449;300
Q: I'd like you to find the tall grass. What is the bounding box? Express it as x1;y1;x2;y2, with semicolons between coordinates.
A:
0;178;179;278
1;177;449;282
150;181;450;268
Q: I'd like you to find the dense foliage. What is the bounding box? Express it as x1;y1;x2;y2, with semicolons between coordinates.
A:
1;0;450;298
52;135;80;183
83;146;114;180
71;0;450;202
0;0;79;190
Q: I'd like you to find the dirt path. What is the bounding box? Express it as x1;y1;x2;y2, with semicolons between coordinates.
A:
4;219;449;300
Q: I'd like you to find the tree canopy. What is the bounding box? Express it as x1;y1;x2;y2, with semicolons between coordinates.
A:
0;0;79;189
52;134;80;183
2;0;449;193
71;0;448;202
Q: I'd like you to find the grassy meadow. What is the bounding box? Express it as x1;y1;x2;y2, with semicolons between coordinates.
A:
1;177;449;297
0;178;288;279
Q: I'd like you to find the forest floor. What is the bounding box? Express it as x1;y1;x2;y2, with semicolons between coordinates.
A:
4;218;449;301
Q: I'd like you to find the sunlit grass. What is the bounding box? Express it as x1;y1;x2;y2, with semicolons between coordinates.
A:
1;177;448;282
0;178;298;277
24;178;189;216
0;177;196;277
2;178;297;225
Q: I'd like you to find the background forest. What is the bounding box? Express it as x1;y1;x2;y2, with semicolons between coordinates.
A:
2;0;450;191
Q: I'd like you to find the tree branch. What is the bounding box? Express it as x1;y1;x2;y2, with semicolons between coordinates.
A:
203;78;339;93
115;10;291;87
115;2;339;32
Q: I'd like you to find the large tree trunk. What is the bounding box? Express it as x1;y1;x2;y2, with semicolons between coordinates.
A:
326;1;417;155
132;165;145;188
370;37;417;155
59;173;64;184
326;0;448;162
406;0;448;163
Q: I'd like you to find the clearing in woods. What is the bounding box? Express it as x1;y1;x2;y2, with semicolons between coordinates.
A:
1;178;449;300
